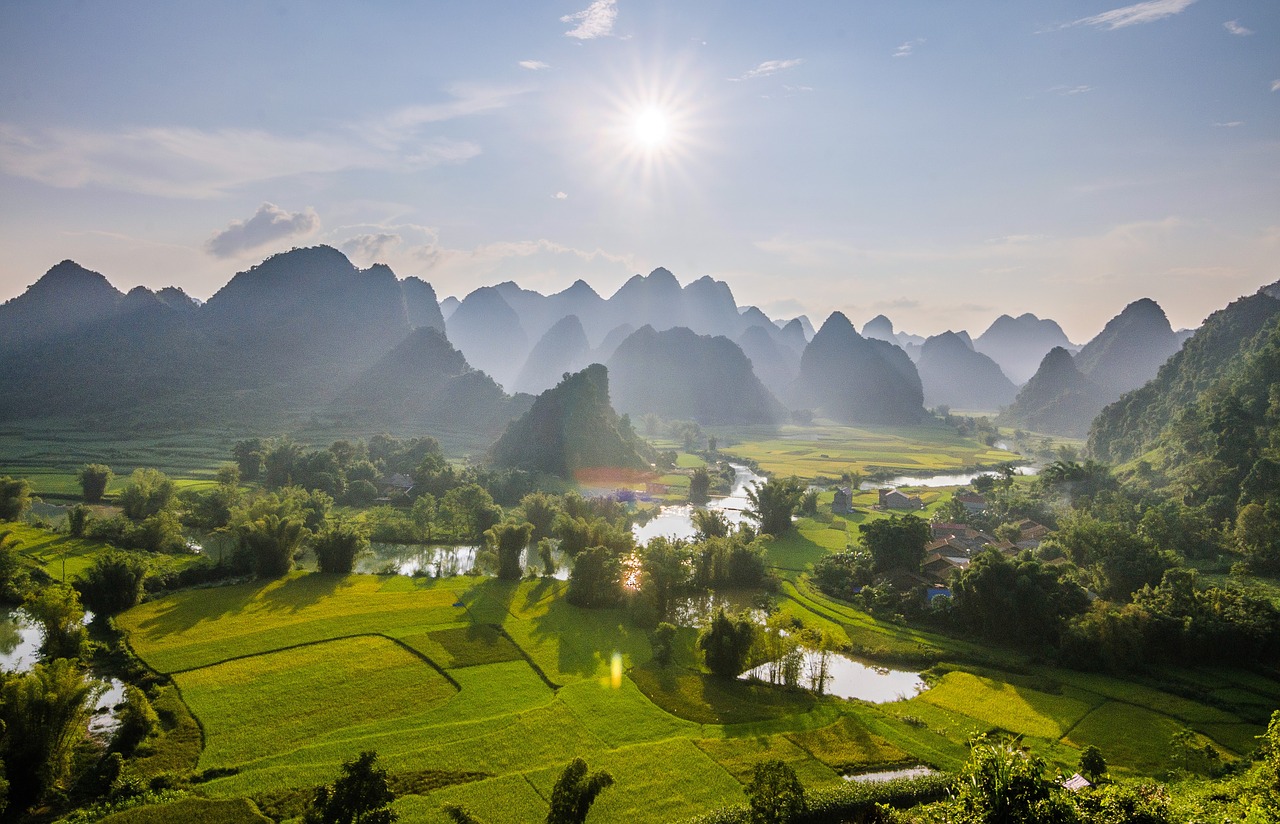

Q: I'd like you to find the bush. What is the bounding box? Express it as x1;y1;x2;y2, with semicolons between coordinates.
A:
77;551;149;616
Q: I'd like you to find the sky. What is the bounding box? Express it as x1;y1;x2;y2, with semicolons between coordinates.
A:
1;0;1277;343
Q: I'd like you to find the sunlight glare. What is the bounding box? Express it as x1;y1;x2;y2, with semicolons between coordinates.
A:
633;107;669;149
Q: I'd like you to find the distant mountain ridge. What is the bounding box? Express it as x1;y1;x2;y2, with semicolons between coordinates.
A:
974;313;1076;385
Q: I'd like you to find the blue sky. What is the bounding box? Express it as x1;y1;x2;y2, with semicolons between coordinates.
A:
1;0;1277;341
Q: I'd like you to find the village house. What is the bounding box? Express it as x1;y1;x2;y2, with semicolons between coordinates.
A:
954;491;988;514
878;487;924;511
832;486;854;514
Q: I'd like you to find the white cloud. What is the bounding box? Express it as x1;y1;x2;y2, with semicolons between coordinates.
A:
562;0;617;39
340;232;400;263
1213;121;1244;128
206;203;319;258
1223;20;1252;36
1071;0;1196;30
1272;80;1280;92
0;87;518;198
733;58;803;81
893;39;924;58
519;60;550;70
1049;84;1093;96
552;191;568;200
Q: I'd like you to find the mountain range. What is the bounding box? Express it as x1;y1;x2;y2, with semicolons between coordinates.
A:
0;245;1222;447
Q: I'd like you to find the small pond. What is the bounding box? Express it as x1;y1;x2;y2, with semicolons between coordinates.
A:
844;766;937;783
667;591;770;628
860;465;1037;490
740;649;926;703
633;464;765;544
355;543;571;579
0;609;43;672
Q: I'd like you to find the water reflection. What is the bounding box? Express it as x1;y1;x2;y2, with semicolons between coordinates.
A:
355;543;570;580
859;466;1037;490
0;610;42;672
667;591;769;627
844;766;937;783
740;649;925;703
633;464;765;544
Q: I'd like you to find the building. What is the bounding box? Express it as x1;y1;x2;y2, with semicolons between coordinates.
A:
878;488;924;511
832;486;854;514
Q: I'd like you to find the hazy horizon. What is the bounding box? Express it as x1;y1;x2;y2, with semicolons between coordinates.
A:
2;0;1277;342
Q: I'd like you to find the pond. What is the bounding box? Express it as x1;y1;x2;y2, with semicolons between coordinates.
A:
860;465;1037;490
2;609;127;738
740;649;926;703
0;609;43;672
667;590;770;628
844;766;937;783
355;542;571;579
632;464;765;544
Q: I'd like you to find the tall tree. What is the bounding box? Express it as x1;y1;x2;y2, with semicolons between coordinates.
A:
0;658;103;812
77;550;148;615
860;515;931;573
746;760;806;824
313;522;370;574
24;583;87;660
76;463;113;503
0;476;32;522
546;757;614;824
303;750;398;824
698;608;755;678
744;477;805;536
485;521;534;581
239;514;306;578
689;467;711;505
117;468;176;521
566;547;622;608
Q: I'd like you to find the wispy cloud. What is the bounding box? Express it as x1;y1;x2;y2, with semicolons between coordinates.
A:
1272;80;1280;92
1213;121;1243;128
339;232;400;263
0;87;519;198
206;203;319;258
562;0;617;39
893;39;924;58
519;60;550;70
552;191;568;200
733;58;803;81
1223;20;1252;36
1070;0;1196;30
1049;84;1094;96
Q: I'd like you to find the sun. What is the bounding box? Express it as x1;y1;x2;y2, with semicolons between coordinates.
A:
632;107;670;149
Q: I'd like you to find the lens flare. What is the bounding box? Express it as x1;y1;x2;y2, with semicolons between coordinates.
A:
611;651;623;688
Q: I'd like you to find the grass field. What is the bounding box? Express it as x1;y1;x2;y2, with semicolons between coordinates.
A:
713;423;1018;481
110;560;1278;822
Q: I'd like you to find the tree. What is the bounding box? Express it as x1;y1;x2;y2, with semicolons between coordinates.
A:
262;436;304;489
77;464;113;503
651;622;677;666
441;484;502;543
698;608;755;677
313;522;370;574
952;742;1074;824
113;684;159;755
0;658;103;811
118;468;176;521
746;760;805;824
0;476;32;522
860;515;931;573
77;550;148;615
546;757;614;824
519;492;561;542
24;583;87;660
745;477;805;536
640;537;689;619
239;514;306;578
67;504;92;537
566;547;622;608
798;489;818;516
303;750;398;824
232;438;265;481
485;521;533;581
1078;745;1107;784
692;508;731;541
689;468;711;505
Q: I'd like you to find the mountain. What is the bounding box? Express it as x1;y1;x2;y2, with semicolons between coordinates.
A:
737;325;801;402
202;247;411;384
606;326;786;425
996;347;1111;438
1089;285;1280;464
861;315;896;342
1073;298;1180;395
916;331;1018;411
332;327;524;438
974;313;1075;385
512;314;592;395
778;318;809;353
401;276;445;331
594;323;636;363
791;312;927;425
487;364;650;478
0;260;126;351
445;286;529;390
